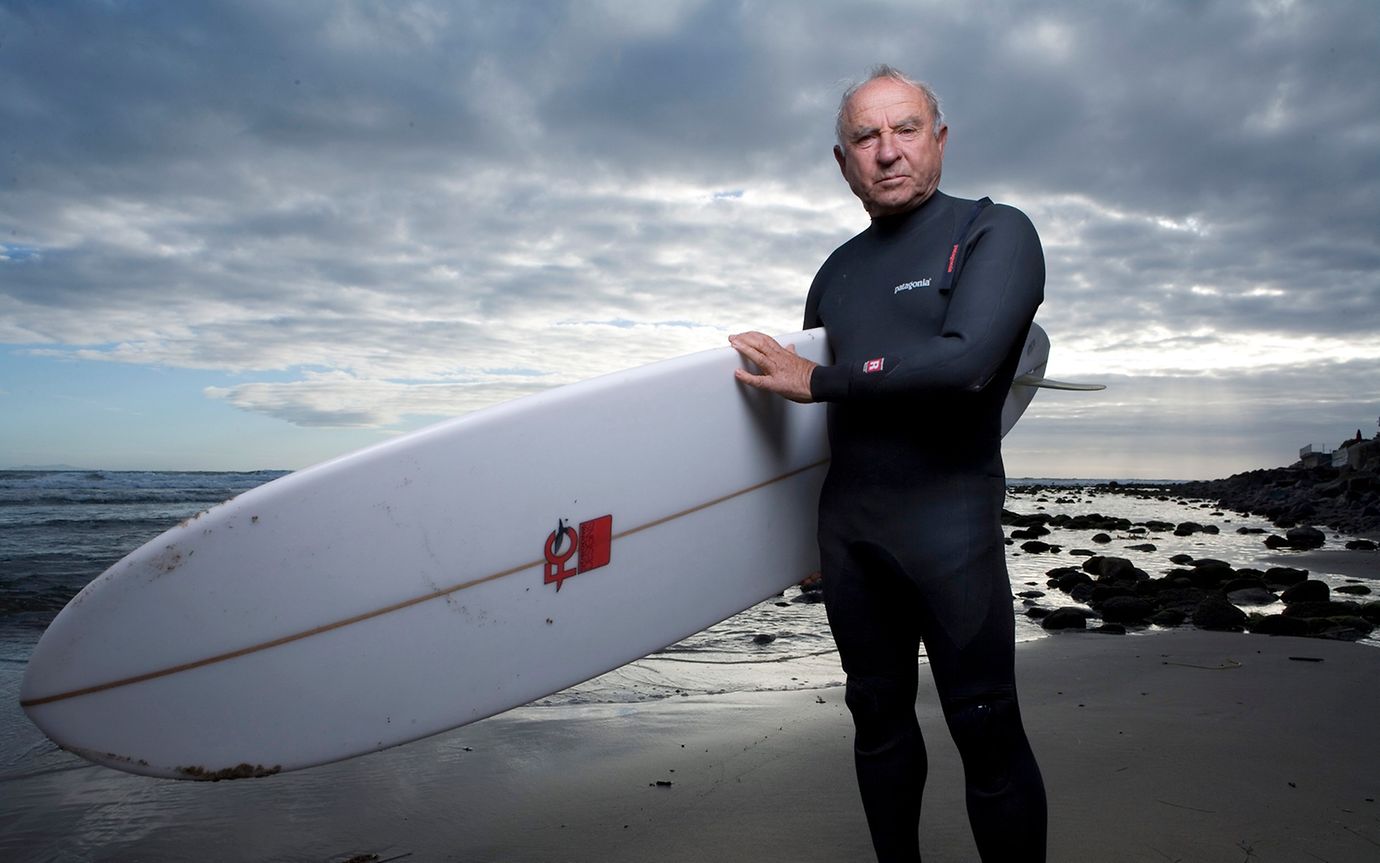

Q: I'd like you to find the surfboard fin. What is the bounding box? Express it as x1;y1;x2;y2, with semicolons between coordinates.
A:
1013;374;1106;391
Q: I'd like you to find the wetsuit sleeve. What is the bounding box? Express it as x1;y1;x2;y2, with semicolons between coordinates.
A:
809;205;1043;401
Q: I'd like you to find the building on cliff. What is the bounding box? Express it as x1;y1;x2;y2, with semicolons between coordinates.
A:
1299;443;1334;469
1334;436;1379;470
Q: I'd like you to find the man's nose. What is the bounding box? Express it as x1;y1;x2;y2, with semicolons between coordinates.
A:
876;132;900;163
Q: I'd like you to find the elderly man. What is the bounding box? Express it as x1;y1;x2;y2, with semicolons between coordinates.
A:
730;66;1048;862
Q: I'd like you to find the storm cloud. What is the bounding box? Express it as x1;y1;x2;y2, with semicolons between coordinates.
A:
2;0;1377;476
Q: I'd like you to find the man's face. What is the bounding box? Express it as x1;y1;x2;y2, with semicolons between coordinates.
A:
834;78;948;218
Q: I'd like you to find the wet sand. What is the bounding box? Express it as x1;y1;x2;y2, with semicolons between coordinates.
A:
4;629;1379;862
1261;548;1380;582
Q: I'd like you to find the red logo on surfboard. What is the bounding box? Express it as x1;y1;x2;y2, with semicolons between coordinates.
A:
543;515;613;591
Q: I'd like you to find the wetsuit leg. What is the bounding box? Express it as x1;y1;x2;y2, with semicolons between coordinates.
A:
905;478;1047;862
822;539;926;863
822;471;1046;863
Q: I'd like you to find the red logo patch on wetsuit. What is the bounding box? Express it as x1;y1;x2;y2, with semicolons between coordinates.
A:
863;358;885;374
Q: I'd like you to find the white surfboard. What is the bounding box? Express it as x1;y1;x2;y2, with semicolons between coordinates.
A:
22;325;1058;780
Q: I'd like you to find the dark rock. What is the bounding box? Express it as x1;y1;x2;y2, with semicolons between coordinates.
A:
1017;590;1047;599
1346;539;1378;551
1069;549;1096;557
1264;534;1290;549
1125;543;1157;552
1092;623;1127;635
1169;553;1195;565
1223;576;1267;593
1309;616;1376;641
1011;526;1051;540
1264;567;1309;588
1020;540;1059;554
1150;609;1187;627
1281;580;1330;604
1186;563;1234;590
1336;584;1372;596
1095;557;1145;584
1050;570;1092;592
1089;585;1134;605
1247;614;1312;636
1003;511;1052;527
1227;587;1280;607
1041;607;1092;630
1193;558;1232;570
1192;597;1248;631
1099;596;1156;624
1069;583;1096;604
1065;513;1133;532
1154;587;1207;613
1282;600;1363;619
751;634;776;645
1285;526;1326;549
1132;577;1166;597
1092;533;1112;544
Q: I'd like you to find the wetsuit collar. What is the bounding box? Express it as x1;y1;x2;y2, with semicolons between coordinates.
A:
868;189;950;236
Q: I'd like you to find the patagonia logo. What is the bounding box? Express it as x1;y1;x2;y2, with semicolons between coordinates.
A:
863;358;885;374
893;278;931;294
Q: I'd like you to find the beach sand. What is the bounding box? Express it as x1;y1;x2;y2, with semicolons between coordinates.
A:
5;629;1379;862
1261;548;1380;582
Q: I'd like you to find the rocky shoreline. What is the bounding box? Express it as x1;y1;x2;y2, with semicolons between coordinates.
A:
1174;433;1380;539
1000;455;1380;643
1020;533;1378;643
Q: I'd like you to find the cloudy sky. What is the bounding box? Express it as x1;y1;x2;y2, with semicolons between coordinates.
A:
2;0;1377;479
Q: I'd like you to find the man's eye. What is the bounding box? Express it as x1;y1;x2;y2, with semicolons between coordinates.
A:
896;126;919;139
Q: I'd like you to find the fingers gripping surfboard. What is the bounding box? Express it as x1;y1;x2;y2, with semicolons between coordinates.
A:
21;324;1063;780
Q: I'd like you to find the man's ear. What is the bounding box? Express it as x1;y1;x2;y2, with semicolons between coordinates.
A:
834;144;846;176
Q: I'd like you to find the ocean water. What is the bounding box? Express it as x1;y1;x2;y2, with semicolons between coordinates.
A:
1;471;1376;776
0;470;286;636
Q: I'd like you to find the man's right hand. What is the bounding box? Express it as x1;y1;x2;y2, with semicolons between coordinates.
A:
728;331;816;404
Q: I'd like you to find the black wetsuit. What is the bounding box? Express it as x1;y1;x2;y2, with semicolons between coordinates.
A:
805;191;1048;862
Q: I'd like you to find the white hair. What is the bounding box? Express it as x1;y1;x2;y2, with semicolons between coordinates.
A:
835;64;945;147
